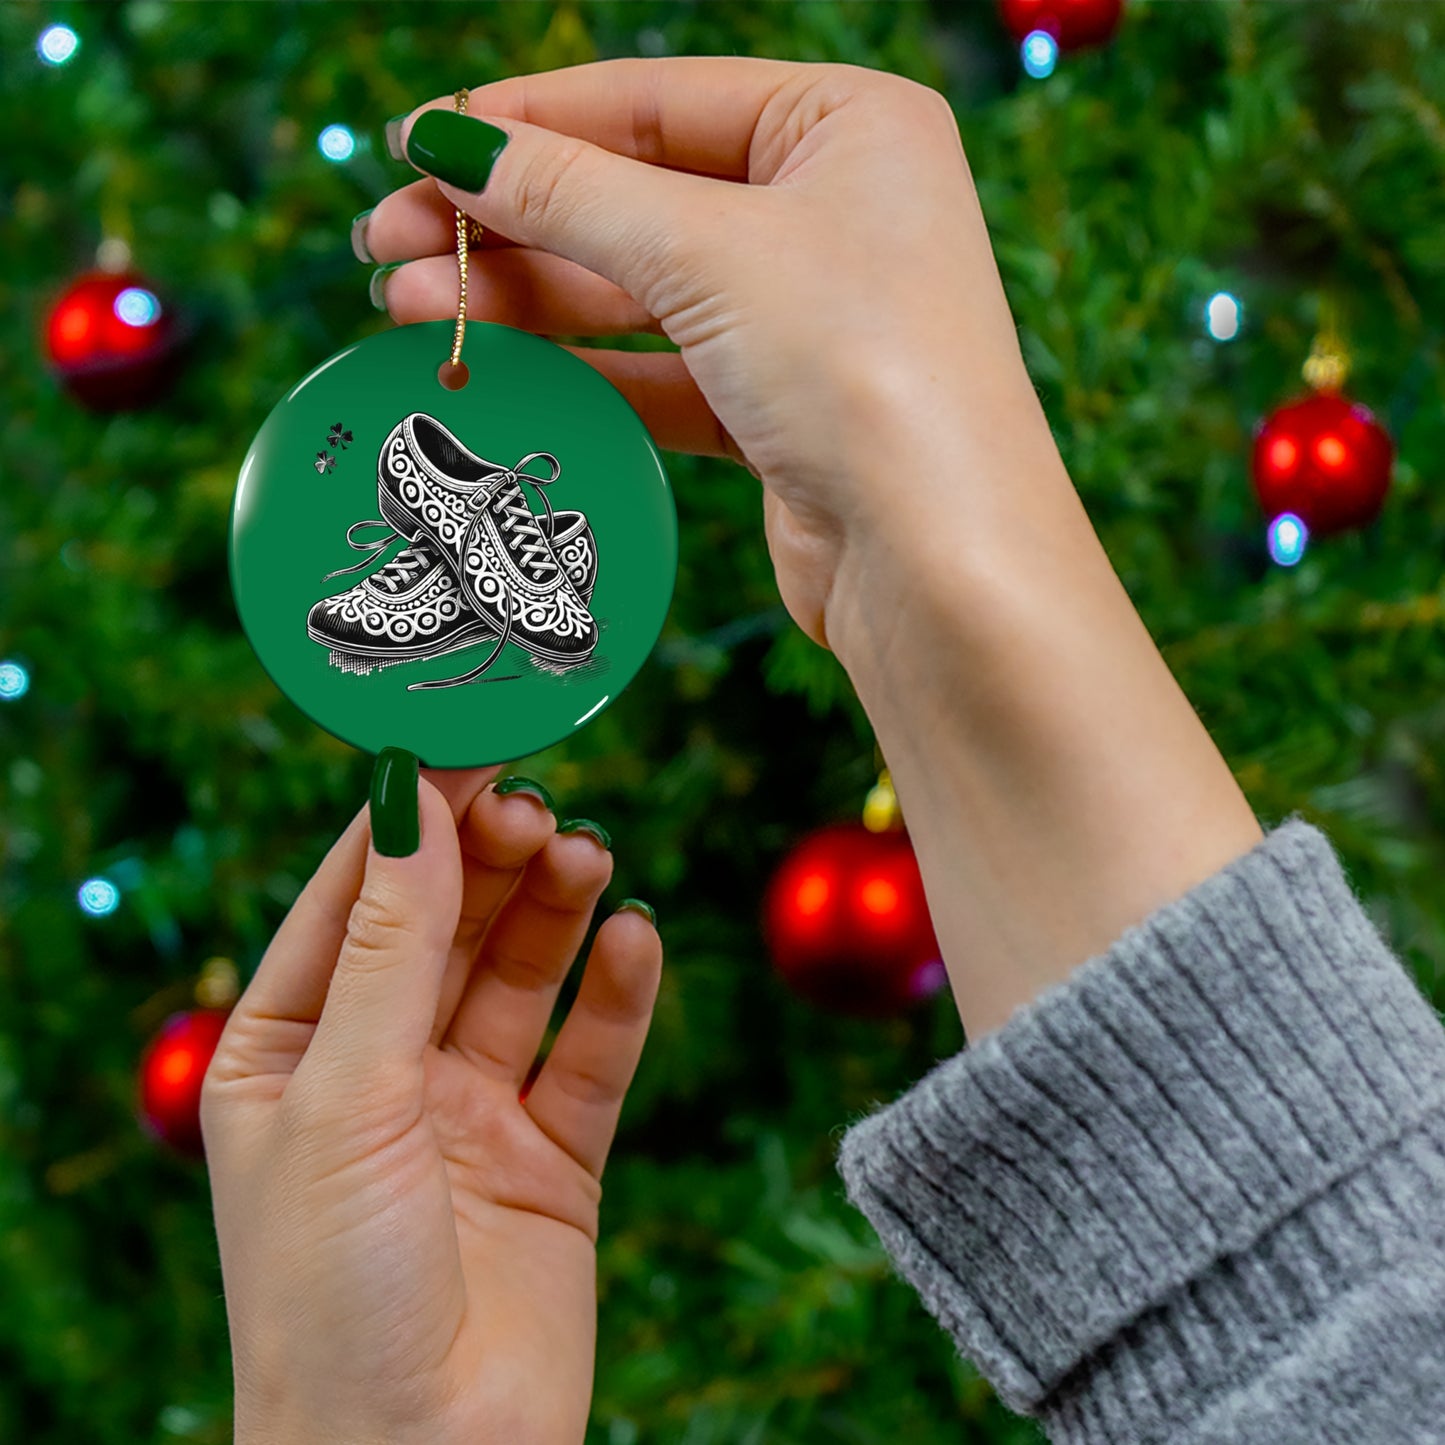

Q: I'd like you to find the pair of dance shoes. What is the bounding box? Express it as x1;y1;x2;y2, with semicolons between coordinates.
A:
307;413;598;687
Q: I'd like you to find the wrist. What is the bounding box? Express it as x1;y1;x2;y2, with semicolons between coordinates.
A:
823;376;1078;681
824;415;1262;1039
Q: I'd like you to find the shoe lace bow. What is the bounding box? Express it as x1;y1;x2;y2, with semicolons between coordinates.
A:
320;452;563;587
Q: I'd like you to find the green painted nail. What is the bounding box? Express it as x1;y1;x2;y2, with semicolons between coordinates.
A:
369;262;403;312
370;747;420;857
350;208;375;264
405;110;510;192
617;898;656;926
384;114;408;162
558;818;612;851
493;775;555;811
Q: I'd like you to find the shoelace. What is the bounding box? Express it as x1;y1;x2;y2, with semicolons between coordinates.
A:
489;487;558;582
407;452;568;691
320;453;562;587
317;452;572;691
322;521;427;583
464;453;562;586
372;543;432;592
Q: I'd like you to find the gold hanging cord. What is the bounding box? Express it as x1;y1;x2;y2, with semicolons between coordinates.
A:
1302;293;1350;393
449;89;487;370
863;766;902;833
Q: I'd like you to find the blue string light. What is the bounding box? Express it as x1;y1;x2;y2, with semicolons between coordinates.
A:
37;24;79;66
114;287;162;328
1267;512;1308;567
318;124;357;163
1021;30;1059;79
78;878;121;917
0;661;29;701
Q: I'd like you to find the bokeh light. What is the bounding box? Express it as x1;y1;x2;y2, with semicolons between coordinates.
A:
0;661;29;701
114;287;162;328
858;876;900;918
1267;512;1309;567
37;24;79;66
793;872;831;918
1021;30;1059;79
157;1044;200;1088
78;877;121;917
909;958;948;1001
1267;435;1298;476
318;124;356;162
1205;291;1242;341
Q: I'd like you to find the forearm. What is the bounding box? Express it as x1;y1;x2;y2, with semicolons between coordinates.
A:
827;390;1262;1039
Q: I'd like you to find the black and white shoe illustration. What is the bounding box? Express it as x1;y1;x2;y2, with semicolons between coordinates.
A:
377;414;598;672
307;510;597;676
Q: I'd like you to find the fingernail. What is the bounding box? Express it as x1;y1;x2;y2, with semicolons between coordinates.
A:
384;114;408;162
558;818;612;851
369;262;403;311
493;775;555;812
370;747;420;857
617;898;656;926
350;208;375;264
405;110;510;192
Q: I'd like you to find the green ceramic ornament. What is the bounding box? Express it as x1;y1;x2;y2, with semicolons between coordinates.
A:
230;320;677;767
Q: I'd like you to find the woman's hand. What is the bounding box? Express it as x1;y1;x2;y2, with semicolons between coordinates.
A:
363;58;1262;1041
362;56;1049;659
202;763;661;1445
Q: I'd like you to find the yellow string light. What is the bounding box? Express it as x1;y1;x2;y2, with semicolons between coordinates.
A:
194;956;240;1010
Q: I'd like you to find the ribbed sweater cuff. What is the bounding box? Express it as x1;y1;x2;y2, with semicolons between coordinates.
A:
836;817;1445;1422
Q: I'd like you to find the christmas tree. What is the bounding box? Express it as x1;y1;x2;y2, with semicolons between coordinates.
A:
2;3;1443;1441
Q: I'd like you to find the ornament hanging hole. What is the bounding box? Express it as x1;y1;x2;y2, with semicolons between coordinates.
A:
437;360;470;391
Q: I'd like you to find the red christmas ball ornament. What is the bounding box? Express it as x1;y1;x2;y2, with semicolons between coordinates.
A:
44;269;181;410
137;1008;230;1157
1251;392;1393;537
764;822;945;1017
998;0;1124;50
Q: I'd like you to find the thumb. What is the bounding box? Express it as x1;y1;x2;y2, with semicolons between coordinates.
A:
397;106;733;315
303;751;463;1088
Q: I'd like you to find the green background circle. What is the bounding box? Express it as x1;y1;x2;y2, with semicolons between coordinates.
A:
230;321;677;767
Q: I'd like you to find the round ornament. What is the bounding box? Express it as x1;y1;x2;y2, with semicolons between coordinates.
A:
998;0;1124;50
1251;391;1393;537
44;269;181;411
763;822;945;1018
231;319;677;766
137;1008;231;1157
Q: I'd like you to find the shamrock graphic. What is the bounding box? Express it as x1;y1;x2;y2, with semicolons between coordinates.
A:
328;422;354;450
314;451;336;474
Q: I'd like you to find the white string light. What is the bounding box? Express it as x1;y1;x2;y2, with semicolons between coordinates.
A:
1205;291;1242;342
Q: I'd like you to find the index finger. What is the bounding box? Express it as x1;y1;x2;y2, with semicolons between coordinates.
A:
405;55;810;181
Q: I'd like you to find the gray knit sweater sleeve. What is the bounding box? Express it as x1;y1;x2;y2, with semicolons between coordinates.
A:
836;817;1445;1443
